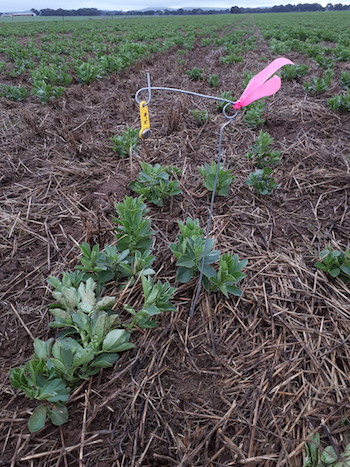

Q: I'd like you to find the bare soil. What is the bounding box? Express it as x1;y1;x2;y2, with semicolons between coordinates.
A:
1;24;350;466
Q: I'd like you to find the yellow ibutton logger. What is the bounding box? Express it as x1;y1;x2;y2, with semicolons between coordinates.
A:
139;101;151;140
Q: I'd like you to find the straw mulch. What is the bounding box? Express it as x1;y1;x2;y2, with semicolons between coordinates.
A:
1;25;350;466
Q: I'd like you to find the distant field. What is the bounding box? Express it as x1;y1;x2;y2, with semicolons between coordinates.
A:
0;14;139;22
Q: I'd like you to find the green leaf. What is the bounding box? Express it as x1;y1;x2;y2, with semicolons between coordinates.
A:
202;264;217;279
309;433;320;463
60;347;73;369
97;270;115;284
226;285;243;296
330;268;340;277
314;262;328;272
48;357;66;375
91;353;120;368
73;311;89;332
39;378;70;402
177;255;196;268
10;368;27;390
50;308;72;324
91;313;108;347
96;296;116;310
321;445;338;465
230;271;246;282
142;305;160;316
28;405;47;433
49;322;70;328
33;338;52;360
102;329;131;352
176;267;193;283
340;265;350;277
73;348;95;367
47;404;69;426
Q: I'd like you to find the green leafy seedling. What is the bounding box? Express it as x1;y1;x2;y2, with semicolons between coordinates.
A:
75;243;129;295
197;161;234;196
303;433;320;467
75;61;103;84
304;71;333;94
328;92;350;112
113;195;154;255
170;218;246;297
111;125;141;158
246;130;281;168
314;247;350;283
170;218;220;284
208;253;247;298
191;109;210;124
246;167;278;195
124;276;177;330
130;162;182;207
316;55;334;70
216;90;233;112
220;54;243;65
209;74;219;87
0;84;29;101
186;67;203;81
340;71;350;90
244;100;265;127
32;80;65;103
281;64;309;81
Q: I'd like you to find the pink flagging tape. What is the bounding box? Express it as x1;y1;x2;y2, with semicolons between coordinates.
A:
233;58;294;110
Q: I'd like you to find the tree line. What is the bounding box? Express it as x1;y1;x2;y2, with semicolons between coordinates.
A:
27;3;350;17
232;2;349;13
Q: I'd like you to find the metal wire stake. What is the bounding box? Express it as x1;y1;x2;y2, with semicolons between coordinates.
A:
190;106;238;319
135;75;239;319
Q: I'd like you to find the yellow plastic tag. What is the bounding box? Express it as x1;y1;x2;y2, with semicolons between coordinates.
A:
139;101;151;140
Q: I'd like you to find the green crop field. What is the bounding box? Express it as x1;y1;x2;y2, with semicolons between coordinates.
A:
1;11;350;466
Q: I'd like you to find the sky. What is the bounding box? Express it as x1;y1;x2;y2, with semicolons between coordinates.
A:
1;0;332;13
